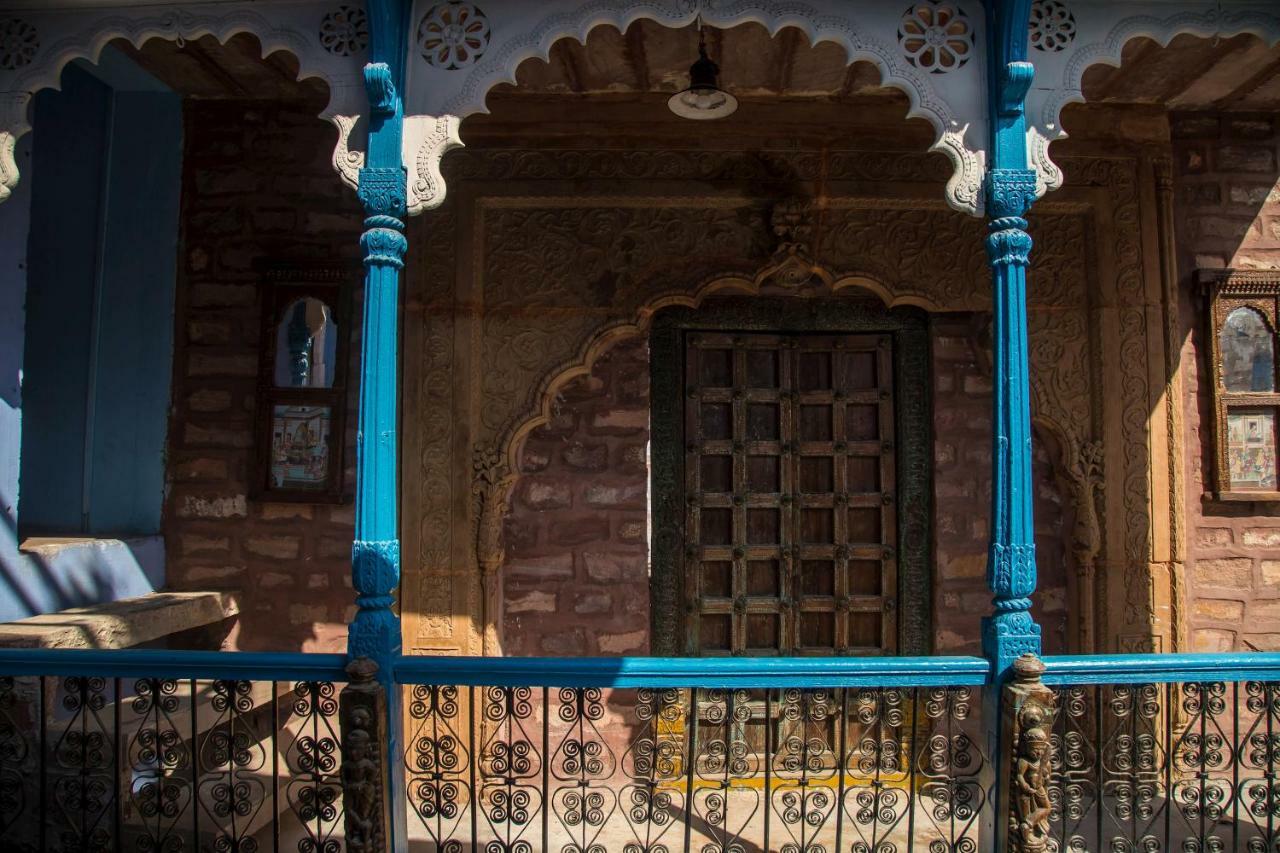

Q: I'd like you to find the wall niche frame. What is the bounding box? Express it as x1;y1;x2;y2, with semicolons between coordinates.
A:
252;262;355;503
1200;268;1280;503
649;295;933;657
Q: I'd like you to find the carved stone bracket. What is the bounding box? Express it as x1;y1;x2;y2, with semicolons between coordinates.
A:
999;653;1058;853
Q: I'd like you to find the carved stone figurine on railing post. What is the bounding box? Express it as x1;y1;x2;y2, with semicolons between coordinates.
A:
999;653;1058;852
341;657;392;853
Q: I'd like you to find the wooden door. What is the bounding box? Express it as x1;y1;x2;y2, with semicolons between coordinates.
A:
684;332;897;656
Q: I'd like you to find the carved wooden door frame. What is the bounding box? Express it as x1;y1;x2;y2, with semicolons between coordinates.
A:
649;295;933;656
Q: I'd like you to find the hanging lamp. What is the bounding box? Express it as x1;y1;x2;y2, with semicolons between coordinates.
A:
667;24;738;120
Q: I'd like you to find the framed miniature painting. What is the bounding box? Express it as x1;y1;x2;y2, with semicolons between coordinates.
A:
1202;269;1280;501
252;265;352;502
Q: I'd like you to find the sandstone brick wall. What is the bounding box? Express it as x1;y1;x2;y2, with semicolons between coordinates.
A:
502;338;651;656
500;321;1069;657
931;317;1069;656
164;100;363;652
1173;112;1280;652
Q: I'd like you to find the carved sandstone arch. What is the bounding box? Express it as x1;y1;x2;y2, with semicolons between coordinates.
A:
1026;4;1280;198
0;5;368;203
401;1;988;215
471;265;962;655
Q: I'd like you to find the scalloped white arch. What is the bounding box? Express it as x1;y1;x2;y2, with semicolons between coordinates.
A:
1026;2;1280;198
0;2;369;203
401;0;989;215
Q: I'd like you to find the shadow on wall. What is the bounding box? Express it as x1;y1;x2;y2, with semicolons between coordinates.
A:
0;500;162;623
1173;112;1280;653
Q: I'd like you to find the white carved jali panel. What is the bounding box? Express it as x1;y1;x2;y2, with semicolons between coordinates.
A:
399;146;1146;655
0;1;370;202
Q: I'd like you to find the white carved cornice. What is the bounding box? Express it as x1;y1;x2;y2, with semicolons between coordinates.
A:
402;0;990;215
0;1;369;202
1025;0;1280;199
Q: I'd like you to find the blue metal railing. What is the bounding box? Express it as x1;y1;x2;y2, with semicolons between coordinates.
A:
1042;651;1280;684
0;647;349;680
394;653;992;687
0;648;350;853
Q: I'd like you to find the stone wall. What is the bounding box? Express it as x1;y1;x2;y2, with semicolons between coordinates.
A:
1173;112;1280;652
164;100;363;652
502;339;651;656
500;319;1070;656
930;317;1070;656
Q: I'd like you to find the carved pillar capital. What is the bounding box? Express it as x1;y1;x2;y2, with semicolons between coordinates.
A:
986;168;1038;219
358;166;407;220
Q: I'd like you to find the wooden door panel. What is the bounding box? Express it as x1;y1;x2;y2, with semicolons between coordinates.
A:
684;331;897;656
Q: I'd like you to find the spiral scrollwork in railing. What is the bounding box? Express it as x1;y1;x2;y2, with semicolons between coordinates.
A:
1047;678;1280;852
51;675;115;851
692;688;759;853
551;688;617;853
478;686;542;853
913;687;985;851
128;678;191;853
406;683;472;852
285;681;343;853
619;688;686;853
196;679;268;853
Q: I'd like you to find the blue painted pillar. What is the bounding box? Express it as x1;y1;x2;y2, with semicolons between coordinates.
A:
980;0;1041;684
348;2;410;849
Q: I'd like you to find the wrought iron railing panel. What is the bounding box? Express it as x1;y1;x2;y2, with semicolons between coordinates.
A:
0;673;345;853
402;682;993;853
1045;679;1280;852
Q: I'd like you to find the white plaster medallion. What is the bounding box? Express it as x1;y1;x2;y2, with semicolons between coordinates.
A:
898;1;973;73
418;2;491;69
1;18;38;71
1029;0;1076;52
320;5;369;56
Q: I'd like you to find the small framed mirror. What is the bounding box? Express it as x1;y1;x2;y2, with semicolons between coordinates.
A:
253;266;352;502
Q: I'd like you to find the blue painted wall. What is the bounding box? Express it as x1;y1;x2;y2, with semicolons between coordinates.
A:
0;52;180;623
20;62;181;538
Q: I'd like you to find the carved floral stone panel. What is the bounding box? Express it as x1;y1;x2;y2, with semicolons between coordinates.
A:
400;146;1155;656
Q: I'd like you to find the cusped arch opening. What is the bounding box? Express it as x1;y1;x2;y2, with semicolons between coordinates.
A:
3;27;348;203
439;15;976;211
1037;26;1280;195
501;272;902;478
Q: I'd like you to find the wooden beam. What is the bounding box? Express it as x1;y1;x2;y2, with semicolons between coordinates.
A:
774;27;803;95
553;40;586;94
623;20;651;92
1214;51;1280;109
182;38;254;97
